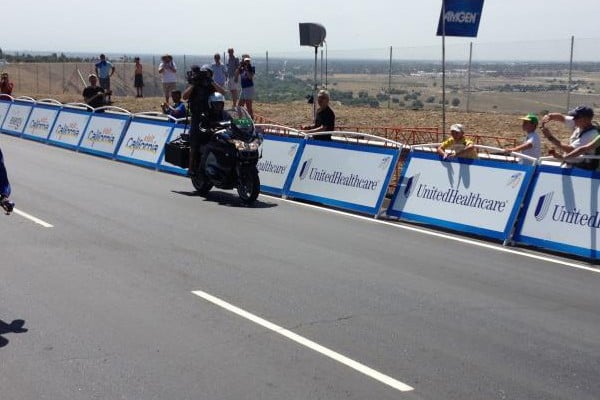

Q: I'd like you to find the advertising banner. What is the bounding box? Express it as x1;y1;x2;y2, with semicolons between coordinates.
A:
259;135;305;195
514;165;600;259
436;0;485;37
286;141;399;215
387;151;534;241
22;104;60;141
47;109;91;149
115;118;174;168
0;100;10;129
157;124;188;175
1;102;34;136
78;113;130;158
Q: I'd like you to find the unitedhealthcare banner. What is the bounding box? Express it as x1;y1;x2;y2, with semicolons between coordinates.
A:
258;135;304;195
387;152;534;241
22;103;60;141
286;140;399;216
115;118;174;168
1;101;34;136
437;0;485;37
514;165;600;259
78;113;130;158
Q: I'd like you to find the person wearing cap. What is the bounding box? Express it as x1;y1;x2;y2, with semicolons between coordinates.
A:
437;124;478;160
503;113;541;165
82;74;106;109
94;54;115;103
0;72;14;100
541;106;600;169
158;54;178;103
236;55;255;119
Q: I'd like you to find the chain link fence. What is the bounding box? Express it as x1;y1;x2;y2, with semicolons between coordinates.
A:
1;37;599;114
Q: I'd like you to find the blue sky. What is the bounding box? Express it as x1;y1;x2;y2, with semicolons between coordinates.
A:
4;0;600;60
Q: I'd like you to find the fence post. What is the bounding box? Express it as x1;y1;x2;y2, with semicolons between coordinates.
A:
388;46;392;109
466;42;473;113
566;35;574;113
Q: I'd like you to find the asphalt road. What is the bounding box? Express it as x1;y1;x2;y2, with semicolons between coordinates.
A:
1;134;599;400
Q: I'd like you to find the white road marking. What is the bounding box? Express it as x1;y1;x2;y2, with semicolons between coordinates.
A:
263;195;600;274
191;289;415;393
12;208;54;228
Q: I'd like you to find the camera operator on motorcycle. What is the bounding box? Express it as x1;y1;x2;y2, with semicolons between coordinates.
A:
182;64;225;176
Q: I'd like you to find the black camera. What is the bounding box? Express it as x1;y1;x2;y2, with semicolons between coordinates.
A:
186;65;211;86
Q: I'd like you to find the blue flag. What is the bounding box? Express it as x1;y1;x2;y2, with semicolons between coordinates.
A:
436;0;485;37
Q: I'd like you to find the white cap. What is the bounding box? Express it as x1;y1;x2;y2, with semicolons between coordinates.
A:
450;123;464;133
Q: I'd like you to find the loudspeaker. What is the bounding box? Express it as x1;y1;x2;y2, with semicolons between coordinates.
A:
299;23;326;47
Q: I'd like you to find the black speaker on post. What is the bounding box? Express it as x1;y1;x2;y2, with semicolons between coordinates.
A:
299;23;326;47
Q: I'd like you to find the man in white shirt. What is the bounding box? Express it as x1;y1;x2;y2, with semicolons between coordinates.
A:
158;54;178;103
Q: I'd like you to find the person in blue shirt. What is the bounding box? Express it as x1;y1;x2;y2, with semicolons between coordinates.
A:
94;54;115;103
0;146;14;214
161;90;187;119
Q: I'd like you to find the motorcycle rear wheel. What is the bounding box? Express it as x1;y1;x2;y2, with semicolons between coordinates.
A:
237;167;260;204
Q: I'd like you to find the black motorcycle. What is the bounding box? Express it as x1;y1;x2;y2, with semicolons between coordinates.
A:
189;107;262;204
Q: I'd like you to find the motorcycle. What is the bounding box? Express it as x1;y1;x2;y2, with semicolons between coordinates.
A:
190;107;262;204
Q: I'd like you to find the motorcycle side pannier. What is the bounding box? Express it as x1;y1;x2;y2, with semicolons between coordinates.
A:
164;136;190;168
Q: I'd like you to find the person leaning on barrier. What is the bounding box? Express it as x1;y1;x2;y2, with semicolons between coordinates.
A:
301;89;335;141
437;124;478;160
541;105;600;169
503;113;541;164
161;90;187;119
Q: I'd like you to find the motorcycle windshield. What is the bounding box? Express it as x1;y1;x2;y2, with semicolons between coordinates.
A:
225;107;255;141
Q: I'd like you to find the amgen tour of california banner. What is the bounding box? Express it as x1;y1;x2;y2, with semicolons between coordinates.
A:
1;102;33;136
22;105;60;141
115;119;173;168
47;109;91;149
79;114;129;158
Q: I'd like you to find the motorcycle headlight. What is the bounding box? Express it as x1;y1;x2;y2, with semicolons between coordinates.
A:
232;139;260;151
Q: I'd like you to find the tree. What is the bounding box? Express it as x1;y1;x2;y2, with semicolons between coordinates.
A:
451;98;460;107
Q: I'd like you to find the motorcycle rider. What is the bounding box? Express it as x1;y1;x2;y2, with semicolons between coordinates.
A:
182;64;225;176
206;92;230;128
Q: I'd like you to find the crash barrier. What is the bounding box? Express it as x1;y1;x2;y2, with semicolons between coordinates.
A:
2;96;600;259
514;162;600;259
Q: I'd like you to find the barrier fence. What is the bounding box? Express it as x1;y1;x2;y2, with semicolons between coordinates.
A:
1;95;599;261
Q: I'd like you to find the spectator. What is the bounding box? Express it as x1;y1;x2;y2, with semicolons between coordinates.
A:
437;124;478;160
541;105;600;169
158;54;178;103
226;48;240;107
503;113;541;164
82;74;106;109
236;55;255;119
301;89;335;141
161;90;187;119
0;72;14;100
0;145;14;214
134;57;144;98
94;54;115;103
211;53;227;88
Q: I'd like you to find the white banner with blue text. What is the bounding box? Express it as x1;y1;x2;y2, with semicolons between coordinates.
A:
259;135;305;195
514;165;600;259
22;104;61;141
387;151;535;241
78;113;130;158
0;100;10;128
47;109;92;149
157;124;188;175
115;118;174;169
286;141;399;215
1;101;34;136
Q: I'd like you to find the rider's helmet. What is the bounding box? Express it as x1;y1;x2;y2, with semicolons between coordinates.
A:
208;92;225;111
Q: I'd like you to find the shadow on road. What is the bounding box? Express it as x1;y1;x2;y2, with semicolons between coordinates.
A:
172;190;278;209
0;319;28;348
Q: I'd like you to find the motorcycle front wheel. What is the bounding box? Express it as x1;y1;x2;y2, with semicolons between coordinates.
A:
191;169;213;196
237;167;260;204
